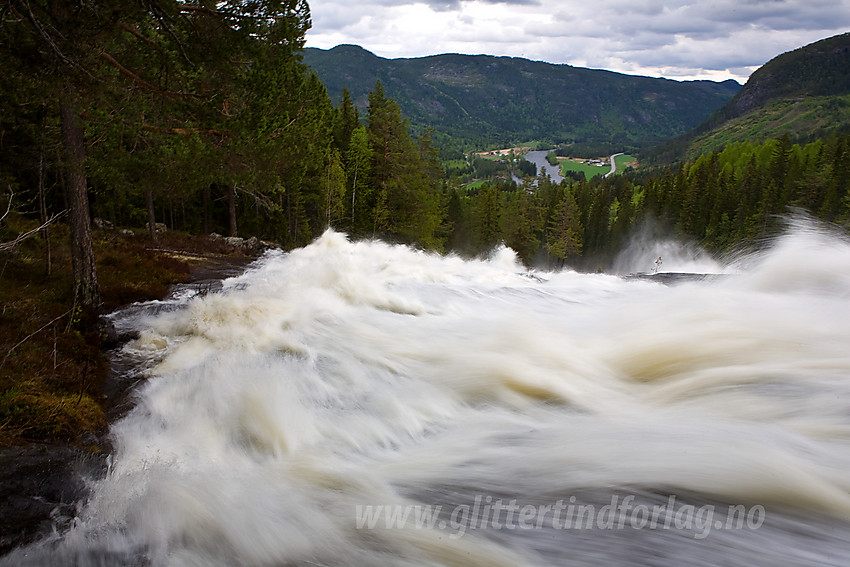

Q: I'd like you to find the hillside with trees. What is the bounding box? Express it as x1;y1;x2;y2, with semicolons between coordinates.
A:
303;45;741;152
651;33;850;161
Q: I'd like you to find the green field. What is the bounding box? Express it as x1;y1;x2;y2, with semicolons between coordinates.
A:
559;154;635;179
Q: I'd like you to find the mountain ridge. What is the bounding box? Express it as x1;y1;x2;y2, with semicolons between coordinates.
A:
303;45;741;150
653;32;850;161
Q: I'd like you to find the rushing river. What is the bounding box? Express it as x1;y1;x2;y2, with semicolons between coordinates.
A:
6;221;850;566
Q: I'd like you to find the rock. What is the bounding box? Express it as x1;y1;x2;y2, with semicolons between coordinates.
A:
96;317;138;350
118;228;134;236
93;217;113;229
0;445;103;556
96;317;119;348
624;272;727;285
258;240;279;253
145;222;167;234
244;236;259;249
224;236;244;247
209;232;224;240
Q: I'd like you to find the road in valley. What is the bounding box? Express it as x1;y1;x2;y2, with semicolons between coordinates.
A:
604;153;625;178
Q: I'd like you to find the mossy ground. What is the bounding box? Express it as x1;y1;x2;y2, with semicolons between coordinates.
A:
0;216;249;448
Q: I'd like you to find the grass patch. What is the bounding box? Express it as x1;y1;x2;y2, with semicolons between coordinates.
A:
554;154;636;179
614;154;637;172
464;180;489;190
558;158;611;179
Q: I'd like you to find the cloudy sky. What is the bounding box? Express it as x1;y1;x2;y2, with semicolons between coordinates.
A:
305;0;850;83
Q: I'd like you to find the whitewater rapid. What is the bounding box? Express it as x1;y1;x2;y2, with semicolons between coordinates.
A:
6;224;850;566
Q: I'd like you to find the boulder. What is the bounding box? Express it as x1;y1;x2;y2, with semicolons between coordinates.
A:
145;222;167;234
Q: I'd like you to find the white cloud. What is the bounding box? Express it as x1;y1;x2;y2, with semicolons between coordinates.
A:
305;0;850;82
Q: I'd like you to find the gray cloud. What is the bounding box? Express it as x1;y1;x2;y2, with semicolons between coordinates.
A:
305;0;850;81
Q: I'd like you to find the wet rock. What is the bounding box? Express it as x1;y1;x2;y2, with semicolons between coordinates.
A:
96;317;138;350
624;272;727;285
0;445;103;556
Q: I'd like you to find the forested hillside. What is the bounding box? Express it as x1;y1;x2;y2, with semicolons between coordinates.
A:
303;45;741;151
652;33;850;161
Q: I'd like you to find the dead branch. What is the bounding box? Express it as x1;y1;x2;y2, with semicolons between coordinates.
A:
0;189;13;224
140;123;225;138
0;209;68;252
16;0;74;68
99;50;163;94
178;5;224;17
0;307;73;370
118;22;157;46
268;114;300;140
99;51;204;99
236;186;279;212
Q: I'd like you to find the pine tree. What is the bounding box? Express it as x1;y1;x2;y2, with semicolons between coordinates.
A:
366;80;442;246
334;88;360;155
346;126;373;235
546;188;583;265
323;148;347;228
474;183;502;250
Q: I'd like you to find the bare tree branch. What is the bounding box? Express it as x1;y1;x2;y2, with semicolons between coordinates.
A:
98;50;163;93
237;186;278;212
0;209;68;252
16;0;74;68
0;307;73;370
0;189;13;224
98;51;204;99
118;22;157;46
148;3;194;67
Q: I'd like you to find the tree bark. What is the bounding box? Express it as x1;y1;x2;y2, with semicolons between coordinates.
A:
145;187;157;242
59;82;100;310
228;184;238;237
202;184;211;234
37;151;52;277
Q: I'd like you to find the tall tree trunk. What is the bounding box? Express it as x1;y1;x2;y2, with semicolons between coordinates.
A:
202;184;211;234
145;188;157;242
37;150;52;277
228;184;238;237
351;166;358;228
59;82;100;310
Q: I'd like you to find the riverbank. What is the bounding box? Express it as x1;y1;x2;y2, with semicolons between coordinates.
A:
0;219;257;554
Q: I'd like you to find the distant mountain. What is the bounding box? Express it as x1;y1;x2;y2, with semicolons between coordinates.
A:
655;33;850;160
303;45;741;150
